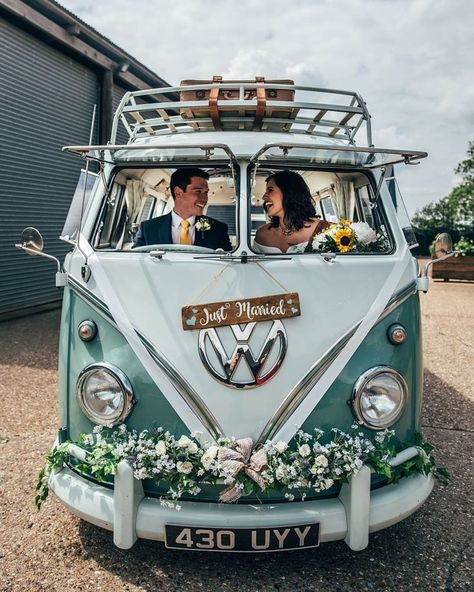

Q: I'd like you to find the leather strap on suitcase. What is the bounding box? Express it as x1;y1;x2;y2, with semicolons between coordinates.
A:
179;76;294;131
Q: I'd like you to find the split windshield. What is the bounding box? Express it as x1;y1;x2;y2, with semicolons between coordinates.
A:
88;164;392;255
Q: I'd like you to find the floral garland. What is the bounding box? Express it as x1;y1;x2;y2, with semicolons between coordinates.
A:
36;426;448;510
311;219;388;253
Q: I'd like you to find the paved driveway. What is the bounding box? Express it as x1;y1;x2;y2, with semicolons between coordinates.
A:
0;279;472;592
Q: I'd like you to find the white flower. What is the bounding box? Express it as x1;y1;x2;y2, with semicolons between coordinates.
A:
314;454;329;468
176;461;193;474
155;441;167;456
82;434;94;446
274;441;288;454
134;468;150;480
350;222;377;245
201;445;219;470
176;436;198;453
324;478;334;489
310;464;326;476
275;464;289;481
312;233;328;250
187;442;199;454
298;444;311;457
177;435;192;448
207;445;219;458
195;218;211;232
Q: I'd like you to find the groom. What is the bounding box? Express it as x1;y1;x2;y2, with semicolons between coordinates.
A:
133;167;232;251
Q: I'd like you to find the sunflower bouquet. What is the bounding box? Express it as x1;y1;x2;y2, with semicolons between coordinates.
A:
311;219;388;254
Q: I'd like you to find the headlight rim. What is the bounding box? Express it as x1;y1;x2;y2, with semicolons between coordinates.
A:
352;365;408;430
76;362;134;426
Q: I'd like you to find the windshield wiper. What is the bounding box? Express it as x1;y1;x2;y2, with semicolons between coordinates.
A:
194;251;293;263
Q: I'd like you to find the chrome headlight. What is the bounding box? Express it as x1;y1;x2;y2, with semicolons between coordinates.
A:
352;366;407;429
76;363;134;426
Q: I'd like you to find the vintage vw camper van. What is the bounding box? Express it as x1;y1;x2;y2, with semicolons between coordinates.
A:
20;81;451;553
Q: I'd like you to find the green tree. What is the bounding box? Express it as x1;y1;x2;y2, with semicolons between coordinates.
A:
412;140;474;232
455;140;474;181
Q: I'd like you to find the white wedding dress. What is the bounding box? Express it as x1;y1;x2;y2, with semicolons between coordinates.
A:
252;240;309;254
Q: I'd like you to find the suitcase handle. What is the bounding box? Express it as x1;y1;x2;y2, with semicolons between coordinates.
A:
207;76;267;130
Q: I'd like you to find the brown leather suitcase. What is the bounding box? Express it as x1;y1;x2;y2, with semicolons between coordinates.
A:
179;76;295;130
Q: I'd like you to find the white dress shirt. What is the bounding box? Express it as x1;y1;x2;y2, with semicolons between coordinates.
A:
171;211;196;244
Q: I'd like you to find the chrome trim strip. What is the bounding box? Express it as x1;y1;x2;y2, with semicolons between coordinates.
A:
257;324;358;443
69;276;111;319
257;282;417;443
379;281;417;321
67;276;224;439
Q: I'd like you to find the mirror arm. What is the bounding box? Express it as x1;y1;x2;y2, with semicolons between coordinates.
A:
422;251;457;278
15;244;61;272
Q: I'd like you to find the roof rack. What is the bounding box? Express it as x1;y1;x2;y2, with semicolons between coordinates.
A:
110;82;374;147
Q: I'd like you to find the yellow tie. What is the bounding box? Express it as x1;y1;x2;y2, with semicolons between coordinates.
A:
179;219;192;245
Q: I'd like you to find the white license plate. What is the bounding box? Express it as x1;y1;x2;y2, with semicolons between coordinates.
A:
165;523;320;552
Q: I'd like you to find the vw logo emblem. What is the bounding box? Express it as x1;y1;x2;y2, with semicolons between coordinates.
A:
198;321;287;389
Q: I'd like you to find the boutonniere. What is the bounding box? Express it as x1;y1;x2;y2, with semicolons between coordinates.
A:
195;217;211;234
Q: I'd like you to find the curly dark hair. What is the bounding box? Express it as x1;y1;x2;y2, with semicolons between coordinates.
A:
265;171;316;231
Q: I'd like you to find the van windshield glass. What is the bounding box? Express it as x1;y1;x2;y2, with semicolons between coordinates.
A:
253;145;427;169
249;167;391;255
92;165;238;252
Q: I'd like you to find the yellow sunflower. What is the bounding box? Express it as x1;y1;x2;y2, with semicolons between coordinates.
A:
339;218;352;227
333;227;355;253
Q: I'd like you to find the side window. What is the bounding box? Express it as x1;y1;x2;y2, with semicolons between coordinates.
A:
62;169;99;241
385;173;418;249
96;182;127;249
320;195;338;223
355;185;375;227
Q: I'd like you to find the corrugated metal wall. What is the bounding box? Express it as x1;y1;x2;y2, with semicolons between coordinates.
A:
0;17;99;317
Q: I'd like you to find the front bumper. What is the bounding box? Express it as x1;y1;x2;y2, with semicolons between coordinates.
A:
49;444;433;552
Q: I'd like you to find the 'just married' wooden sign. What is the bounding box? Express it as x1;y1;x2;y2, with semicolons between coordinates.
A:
181;292;301;331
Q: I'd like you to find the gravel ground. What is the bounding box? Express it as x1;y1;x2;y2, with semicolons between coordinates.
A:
0;277;472;592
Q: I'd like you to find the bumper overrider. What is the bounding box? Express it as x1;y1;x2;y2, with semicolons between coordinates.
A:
48;443;433;552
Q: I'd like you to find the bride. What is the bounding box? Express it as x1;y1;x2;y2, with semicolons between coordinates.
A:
253;171;331;254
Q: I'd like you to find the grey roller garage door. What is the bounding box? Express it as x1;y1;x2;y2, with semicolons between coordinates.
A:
0;16;99;317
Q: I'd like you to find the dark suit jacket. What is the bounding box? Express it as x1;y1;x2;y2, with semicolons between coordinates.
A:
133;213;232;251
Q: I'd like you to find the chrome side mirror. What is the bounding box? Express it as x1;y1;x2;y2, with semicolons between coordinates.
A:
15;227;61;272
18;227;44;255
420;232;457;287
433;232;453;259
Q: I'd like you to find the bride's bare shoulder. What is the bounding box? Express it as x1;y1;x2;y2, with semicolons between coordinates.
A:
255;223;272;242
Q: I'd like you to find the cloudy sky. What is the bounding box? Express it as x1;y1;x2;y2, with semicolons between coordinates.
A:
59;0;474;215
